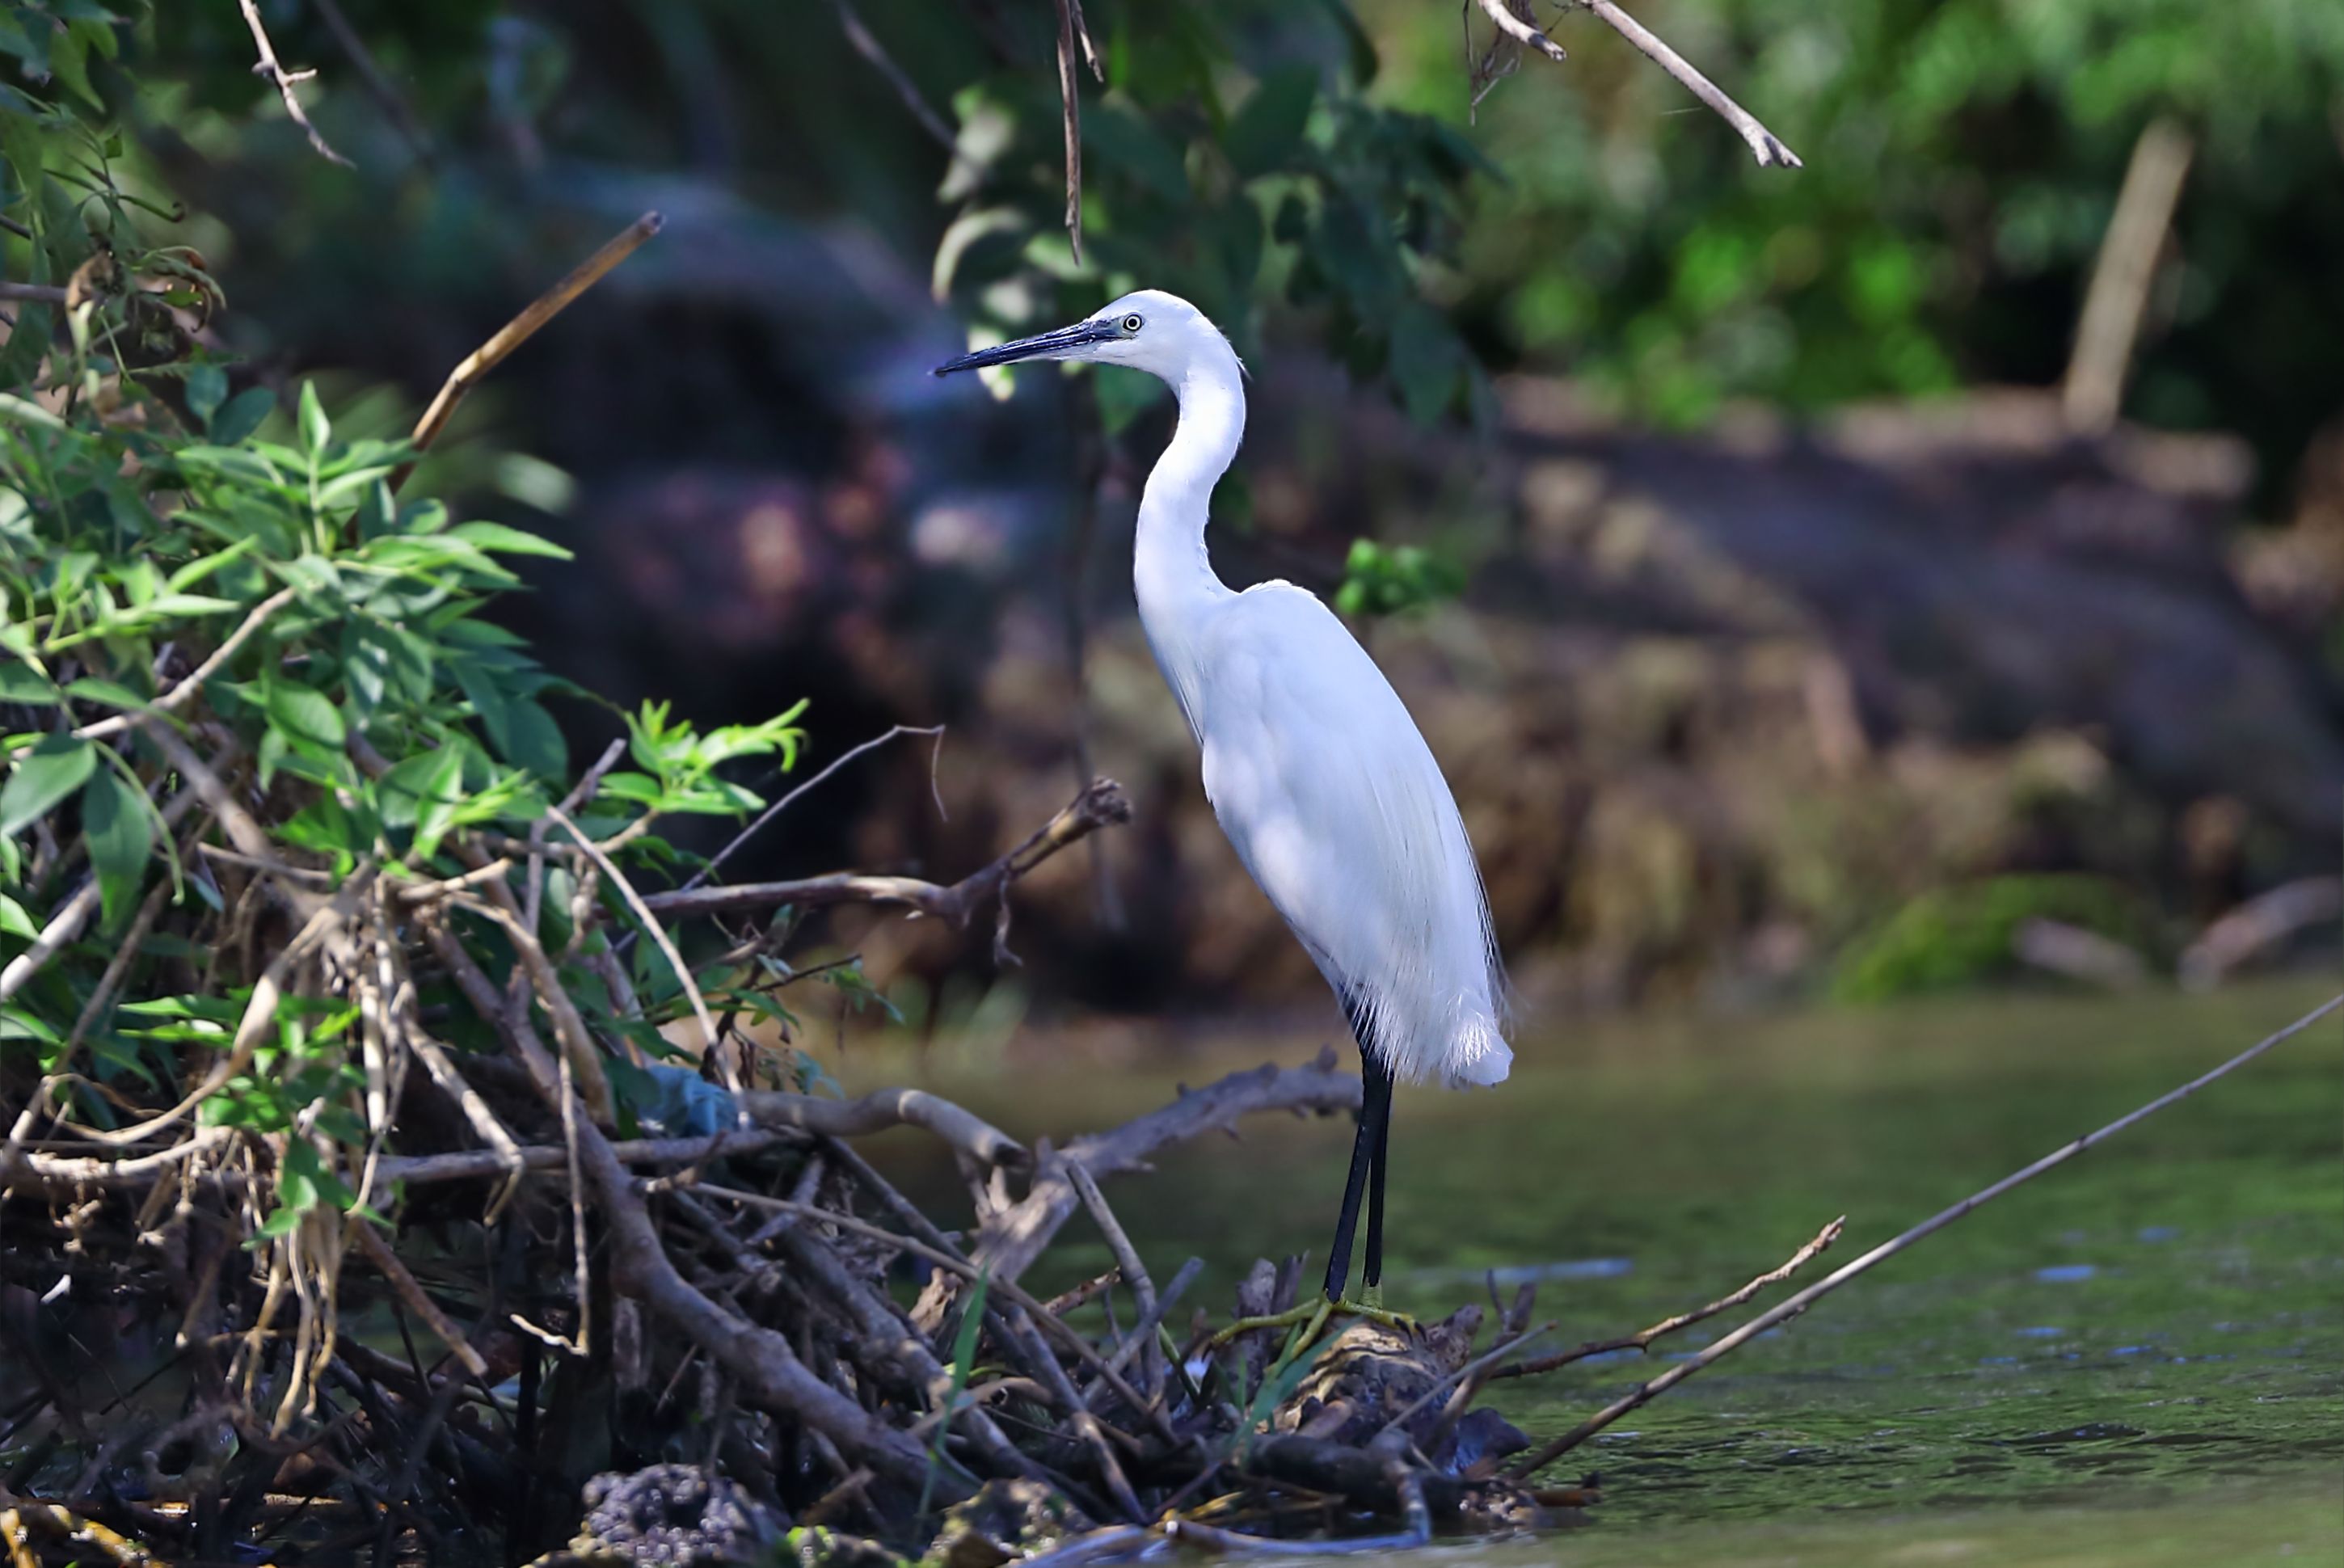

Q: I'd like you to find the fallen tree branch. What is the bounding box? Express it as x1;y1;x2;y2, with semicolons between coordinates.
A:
372;1085;1025;1188
963;1047;1360;1293
1506;992;2344;1477
428;919;957;1497
642;778;1132;957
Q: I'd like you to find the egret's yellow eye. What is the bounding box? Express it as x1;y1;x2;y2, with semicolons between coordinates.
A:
1121;314;1144;334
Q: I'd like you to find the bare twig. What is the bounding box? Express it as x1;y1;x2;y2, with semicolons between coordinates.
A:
1069;1161;1159;1398
237;0;354;167
0;765;211;1006
1507;993;2344;1477
1474;0;1799;168
392;213;664;491
432;918;956;1494
68;587;301;747
741;1085;1027;1169
1495;1214;1844;1379
695;1186;1174;1443
824;0;958;153
1050;0;1086;263
965;1050;1360;1293
311;0;432;162
1472;0;1566;62
0;281;67;303
684;723;946;895
348;1224;488;1379
1583;1;1799;167
543;802;731;1094
402;1024;529;1219
643;778;1132;951
373;1085;1024;1187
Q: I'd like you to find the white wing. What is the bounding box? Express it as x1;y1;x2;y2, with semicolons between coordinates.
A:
1191;582;1509;1087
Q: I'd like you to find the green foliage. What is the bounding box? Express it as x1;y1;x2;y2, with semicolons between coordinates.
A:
1333;535;1465;618
1365;0;2344;470
1831;874;2149;1004
926;2;1496;427
0;52;816;1240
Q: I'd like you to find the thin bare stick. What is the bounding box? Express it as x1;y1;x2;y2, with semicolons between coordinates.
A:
237;0;353;167
402;1025;529;1220
1090;1256;1200;1395
684;724;946;895
311;0;431;162
1051;0;1086;263
643;778;1130;934
1069;1161;1160;1398
348;1223;488;1378
0;281;68;303
0;769;211;1004
1495;1214;1844;1379
1375;1319;1556;1443
543;802;729;1094
1473;0;1566;62
68;587;300;747
372;1084;1024;1187
1583;0;1800;168
825;0;957;152
696;1185;1175;1442
1507;993;2344;1477
393;213;664;491
57;875;372;1147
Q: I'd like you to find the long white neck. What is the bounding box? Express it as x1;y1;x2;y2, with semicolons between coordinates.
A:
1132;348;1244;734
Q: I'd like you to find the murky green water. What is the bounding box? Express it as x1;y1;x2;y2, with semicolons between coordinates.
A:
849;978;2344;1565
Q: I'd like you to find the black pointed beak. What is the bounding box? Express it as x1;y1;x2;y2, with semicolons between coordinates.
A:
933;318;1119;376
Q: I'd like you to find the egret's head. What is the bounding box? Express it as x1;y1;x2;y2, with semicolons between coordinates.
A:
933;289;1237;386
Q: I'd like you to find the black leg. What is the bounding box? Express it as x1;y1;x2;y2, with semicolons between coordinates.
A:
1363;1052;1393;1289
1322;1058;1377;1304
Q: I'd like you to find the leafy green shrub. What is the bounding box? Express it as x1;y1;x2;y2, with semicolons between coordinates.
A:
0;81;833;1241
1333;535;1465;618
1830;873;2150;1003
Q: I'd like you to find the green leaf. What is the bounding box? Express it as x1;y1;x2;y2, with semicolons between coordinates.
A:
0;663;57;705
0;734;95;838
1226;67;1318;179
297;381;331;453
265;679;346;752
504;697;567;780
0;893;36;939
186;364;228;428
445;521;574;560
1084;104;1191;202
211;386;275;447
63;677;149;712
410;744;467;860
81;763;150;926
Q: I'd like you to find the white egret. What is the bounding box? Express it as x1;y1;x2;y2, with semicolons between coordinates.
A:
937;291;1510;1309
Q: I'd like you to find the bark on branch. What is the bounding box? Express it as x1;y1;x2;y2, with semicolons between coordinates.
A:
643;778;1131;966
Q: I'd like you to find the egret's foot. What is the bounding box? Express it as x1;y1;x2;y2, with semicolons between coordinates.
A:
1331;1292;1417;1336
1206;1293;1417;1357
1204;1299;1331;1355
